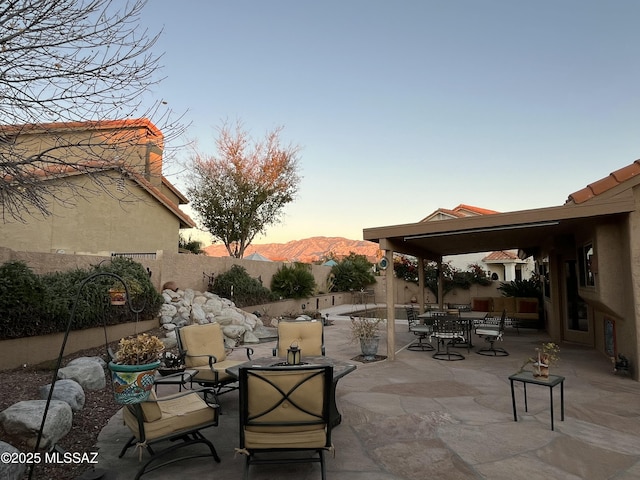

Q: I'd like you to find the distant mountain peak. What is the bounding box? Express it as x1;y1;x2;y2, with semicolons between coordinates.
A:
203;236;380;263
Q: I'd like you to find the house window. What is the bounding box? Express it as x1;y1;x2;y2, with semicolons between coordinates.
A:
578;243;595;287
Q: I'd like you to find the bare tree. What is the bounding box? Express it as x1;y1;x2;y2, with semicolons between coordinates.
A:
0;0;185;222
187;121;302;258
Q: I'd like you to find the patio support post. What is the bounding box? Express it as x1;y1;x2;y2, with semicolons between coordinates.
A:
418;257;425;313
438;259;444;310
384;248;395;360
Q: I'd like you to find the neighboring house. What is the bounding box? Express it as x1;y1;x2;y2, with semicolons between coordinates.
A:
422;204;534;280
365;160;640;380
0;119;195;255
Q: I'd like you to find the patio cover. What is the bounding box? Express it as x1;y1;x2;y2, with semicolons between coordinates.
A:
363;191;634;261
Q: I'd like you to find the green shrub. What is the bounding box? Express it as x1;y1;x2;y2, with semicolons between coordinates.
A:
270;263;316;299
330;253;376;292
212;264;273;307
498;277;541;298
0;257;163;340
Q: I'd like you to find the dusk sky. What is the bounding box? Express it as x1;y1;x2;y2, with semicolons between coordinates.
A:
141;1;640;245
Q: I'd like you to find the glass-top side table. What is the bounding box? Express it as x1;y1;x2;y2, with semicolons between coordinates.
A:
508;370;565;431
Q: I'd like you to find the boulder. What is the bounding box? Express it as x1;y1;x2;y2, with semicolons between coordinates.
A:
0;441;27;480
39;379;85;412
67;356;107;369
57;361;105;390
0;400;72;449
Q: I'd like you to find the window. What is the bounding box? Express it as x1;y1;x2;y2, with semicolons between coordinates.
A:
578;243;595;287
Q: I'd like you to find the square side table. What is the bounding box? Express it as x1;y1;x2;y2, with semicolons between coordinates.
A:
509;370;565;431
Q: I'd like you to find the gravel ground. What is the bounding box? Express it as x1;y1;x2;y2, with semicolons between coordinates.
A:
0;329;166;480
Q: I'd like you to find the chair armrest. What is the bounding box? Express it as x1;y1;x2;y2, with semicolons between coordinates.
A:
152;387;220;409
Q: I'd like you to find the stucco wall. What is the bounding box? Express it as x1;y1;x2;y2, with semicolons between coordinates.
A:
0;172;180;255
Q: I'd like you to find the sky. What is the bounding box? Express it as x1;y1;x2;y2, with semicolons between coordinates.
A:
139;1;640;245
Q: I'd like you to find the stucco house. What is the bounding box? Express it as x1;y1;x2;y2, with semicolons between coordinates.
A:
0;118;195;255
421;204;534;280
364;161;640;380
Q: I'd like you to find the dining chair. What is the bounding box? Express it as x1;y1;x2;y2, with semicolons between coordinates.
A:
119;388;220;479
430;315;468;361
475;310;509;356
237;365;333;480
273;320;325;357
406;306;434;351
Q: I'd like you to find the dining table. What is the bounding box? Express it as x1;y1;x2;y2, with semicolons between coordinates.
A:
226;355;357;427
418;311;476;348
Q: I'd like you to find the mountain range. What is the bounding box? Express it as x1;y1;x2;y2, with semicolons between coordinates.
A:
203;236;381;263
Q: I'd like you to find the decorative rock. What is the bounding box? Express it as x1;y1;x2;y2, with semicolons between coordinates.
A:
160;303;178;317
161;334;177;349
57;361;105;390
162;322;176;331
243;330;260;344
190;304;207;324
222;325;246;341
68;356;107;369
0;441;27;480
0;400;72;449
39;379;85;412
182;289;195;305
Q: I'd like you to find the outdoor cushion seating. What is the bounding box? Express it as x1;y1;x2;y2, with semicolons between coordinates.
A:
430;315;468;361
119;388;220;480
406;306;434;351
475;310;509;356
176;322;253;399
237;365;333;480
273;320;325;357
471;296;538;329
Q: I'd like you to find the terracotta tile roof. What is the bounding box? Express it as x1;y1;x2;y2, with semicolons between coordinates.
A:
483;250;518;261
420;204;499;222
0;118;163;139
566;160;640;205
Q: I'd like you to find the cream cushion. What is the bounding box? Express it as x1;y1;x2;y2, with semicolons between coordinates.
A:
179;323;227;367
276;321;323;357
123;391;217;441
243;369;327;449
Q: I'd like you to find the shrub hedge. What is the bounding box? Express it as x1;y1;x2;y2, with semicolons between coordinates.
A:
0;257;163;340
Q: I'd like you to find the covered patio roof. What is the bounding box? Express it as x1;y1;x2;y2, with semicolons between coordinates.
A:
363;189;634;260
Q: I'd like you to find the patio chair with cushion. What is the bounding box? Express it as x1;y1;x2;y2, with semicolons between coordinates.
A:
430;315;468;361
273;320;325;357
406;306;434;351
237;365;333;480
475;310;509;356
119;388;220;480
176;322;253;399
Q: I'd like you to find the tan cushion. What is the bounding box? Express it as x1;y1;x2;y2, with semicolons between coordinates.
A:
179;323;227;367
276;321;323;357
191;359;245;383
140;390;162;422
517;298;539;314
244;368;327;449
492;296;516;313
472;298;491;312
122;391;217;441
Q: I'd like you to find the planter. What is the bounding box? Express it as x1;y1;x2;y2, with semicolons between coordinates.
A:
108;361;160;404
359;336;380;361
108;288;126;306
533;363;550;378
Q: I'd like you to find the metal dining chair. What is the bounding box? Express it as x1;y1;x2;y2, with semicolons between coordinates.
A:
406;306;434;351
430;315;468;361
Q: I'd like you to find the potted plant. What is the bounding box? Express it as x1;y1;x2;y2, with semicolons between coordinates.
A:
108;333;165;404
157;351;186;376
519;342;560;378
350;315;383;361
108;278;143;306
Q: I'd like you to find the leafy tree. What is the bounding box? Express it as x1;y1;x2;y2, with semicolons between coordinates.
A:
271;263;316;299
186;121;301;258
330;253;376;292
0;0;184;222
393;255;492;302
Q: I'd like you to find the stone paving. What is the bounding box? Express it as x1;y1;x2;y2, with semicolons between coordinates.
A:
91;304;640;479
